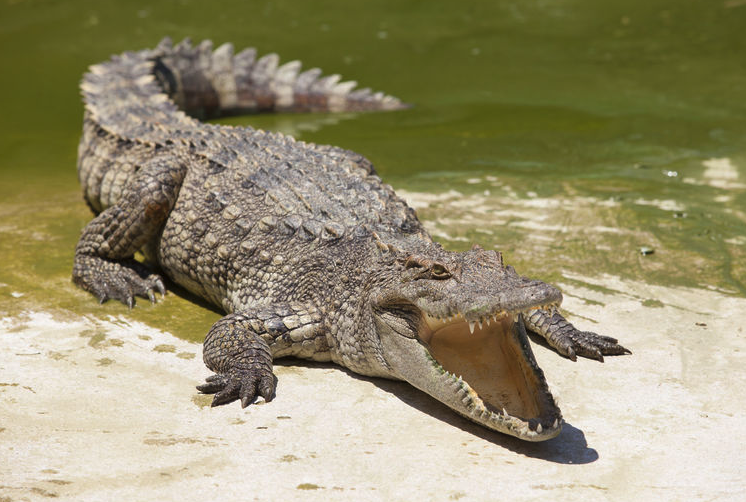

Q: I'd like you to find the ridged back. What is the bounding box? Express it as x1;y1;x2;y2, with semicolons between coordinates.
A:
77;39;422;240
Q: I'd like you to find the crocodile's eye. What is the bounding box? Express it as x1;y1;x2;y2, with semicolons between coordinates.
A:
401;256;451;281
430;263;451;280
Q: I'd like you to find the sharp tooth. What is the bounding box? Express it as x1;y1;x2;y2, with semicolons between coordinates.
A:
484;316;490;326
537;423;543;433
502;407;508;416
477;319;483;330
553;418;559;428
468;321;476;334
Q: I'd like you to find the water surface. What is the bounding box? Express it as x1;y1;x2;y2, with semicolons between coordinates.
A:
1;0;744;340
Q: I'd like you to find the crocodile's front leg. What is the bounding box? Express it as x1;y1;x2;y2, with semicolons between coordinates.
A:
197;304;326;407
525;308;631;362
72;155;186;307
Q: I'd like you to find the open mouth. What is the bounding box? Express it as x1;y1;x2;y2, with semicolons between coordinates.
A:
418;310;562;441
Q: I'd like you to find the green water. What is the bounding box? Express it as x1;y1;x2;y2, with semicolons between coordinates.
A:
1;0;744;340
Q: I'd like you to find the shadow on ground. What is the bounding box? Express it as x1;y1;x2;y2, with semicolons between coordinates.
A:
274;358;598;465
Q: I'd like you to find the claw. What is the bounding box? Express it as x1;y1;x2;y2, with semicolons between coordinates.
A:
211;394;230;407
239;379;258;408
198;369;275;408
575;335;629;362
258;376;276;402
609;343;632;356
553;329;630;362
155;278;166;296
73;255;167;308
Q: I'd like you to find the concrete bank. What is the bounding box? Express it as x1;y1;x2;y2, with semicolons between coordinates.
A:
1;275;744;501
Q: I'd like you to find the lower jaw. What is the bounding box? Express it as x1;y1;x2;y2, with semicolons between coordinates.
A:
422;314;561;440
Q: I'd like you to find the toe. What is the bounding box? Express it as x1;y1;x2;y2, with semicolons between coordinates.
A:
258;375;276;402
196;375;228;394
211;379;241;407
238;378;259;408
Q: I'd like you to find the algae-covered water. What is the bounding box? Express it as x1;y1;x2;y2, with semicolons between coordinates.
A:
0;0;744;341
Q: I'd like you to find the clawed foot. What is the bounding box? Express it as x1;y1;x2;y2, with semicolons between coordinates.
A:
554;330;631;362
73;256;166;308
197;368;276;408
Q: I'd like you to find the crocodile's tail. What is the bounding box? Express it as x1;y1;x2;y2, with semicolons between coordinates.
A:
150;37;408;119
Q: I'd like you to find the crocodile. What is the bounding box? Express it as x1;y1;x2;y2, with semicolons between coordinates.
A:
73;38;630;441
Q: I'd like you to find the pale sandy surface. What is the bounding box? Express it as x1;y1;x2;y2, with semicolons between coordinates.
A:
1;275;745;501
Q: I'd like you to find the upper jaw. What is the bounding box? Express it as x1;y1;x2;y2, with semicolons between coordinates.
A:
422;303;556;335
415;279;564;329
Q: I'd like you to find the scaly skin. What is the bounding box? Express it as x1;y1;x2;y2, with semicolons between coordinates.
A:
73;38;630;441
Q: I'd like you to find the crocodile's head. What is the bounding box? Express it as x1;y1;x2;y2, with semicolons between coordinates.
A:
371;243;563;441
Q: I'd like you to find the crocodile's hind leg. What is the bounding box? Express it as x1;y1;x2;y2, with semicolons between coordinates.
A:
524;308;631;362
197;304;326;407
73;155;186;307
